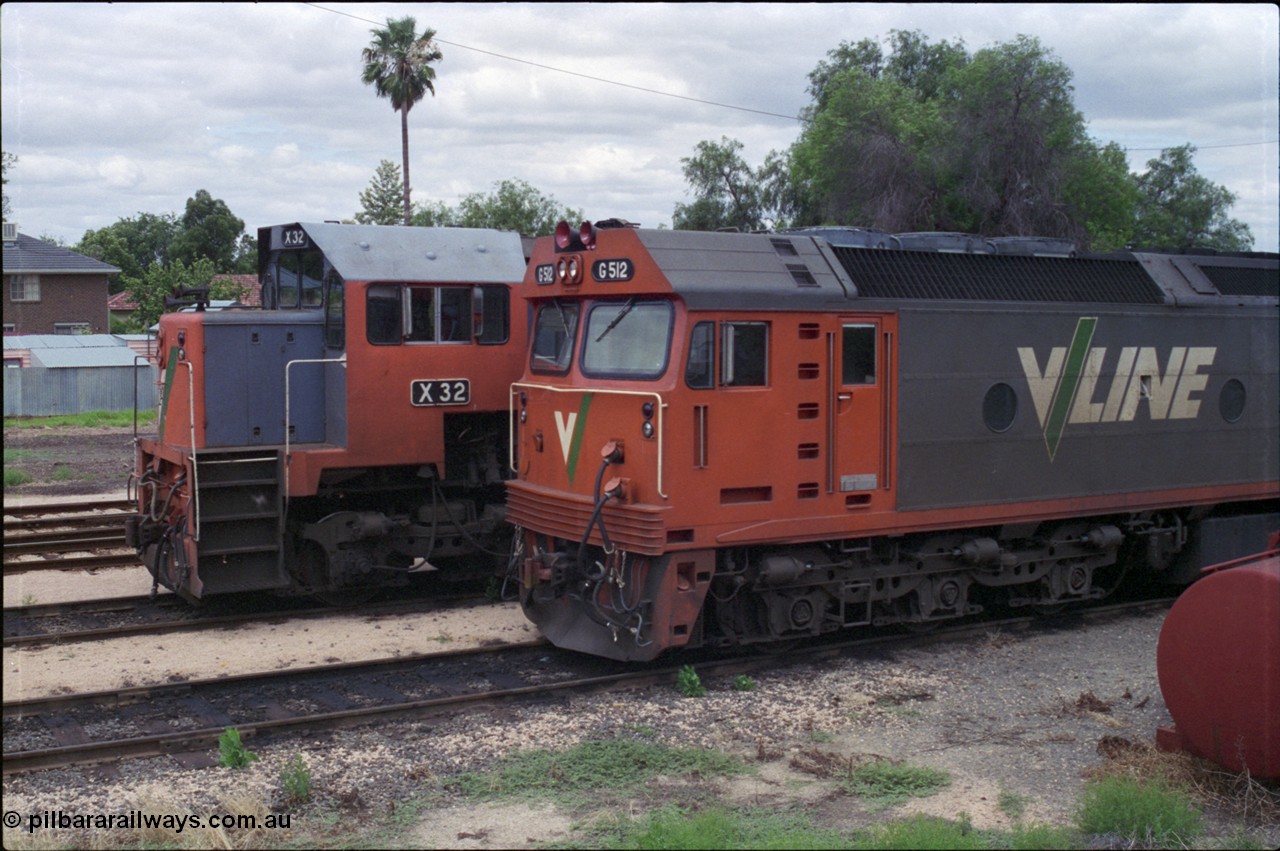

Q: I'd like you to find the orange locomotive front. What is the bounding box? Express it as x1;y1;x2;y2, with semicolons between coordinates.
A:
128;222;528;602
509;222;1279;661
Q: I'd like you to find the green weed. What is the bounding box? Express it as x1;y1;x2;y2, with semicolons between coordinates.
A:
850;814;984;850
733;674;756;691
842;759;951;808
4;468;33;488
217;727;258;769
1075;774;1203;845
447;738;744;803
591;805;850;850
279;753;312;804
676;664;706;697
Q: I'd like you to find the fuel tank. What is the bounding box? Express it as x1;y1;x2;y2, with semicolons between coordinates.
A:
1156;540;1280;779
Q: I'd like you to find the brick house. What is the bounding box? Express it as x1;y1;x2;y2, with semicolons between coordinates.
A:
2;226;121;335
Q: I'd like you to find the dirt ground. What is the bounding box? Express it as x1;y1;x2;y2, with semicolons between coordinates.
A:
3;425;1278;848
4;424;142;498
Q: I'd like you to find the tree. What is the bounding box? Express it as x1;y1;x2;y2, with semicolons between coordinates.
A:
169;190;247;270
361;17;443;226
672;137;768;232
410;199;457;228
124;257;247;331
452;179;583;235
1132;144;1254;251
781;33;1136;249
77;212;180;293
356;160;407;225
1;150;15;221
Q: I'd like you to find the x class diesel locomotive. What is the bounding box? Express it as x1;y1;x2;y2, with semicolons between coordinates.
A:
127;222;528;602
509;222;1279;660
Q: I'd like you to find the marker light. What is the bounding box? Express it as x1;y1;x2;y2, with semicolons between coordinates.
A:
579;221;596;249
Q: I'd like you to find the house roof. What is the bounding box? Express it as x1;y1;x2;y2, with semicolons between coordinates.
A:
107;274;262;311
217;273;262;307
3;232;121;275
1;333;143;368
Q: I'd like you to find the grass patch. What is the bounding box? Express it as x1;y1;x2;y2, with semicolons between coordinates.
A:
851;814;985;850
1076;774;1203;845
4;410;156;429
842;759;951;809
446;738;745;803
4;468;33;488
589;805;850;850
53;464;82;482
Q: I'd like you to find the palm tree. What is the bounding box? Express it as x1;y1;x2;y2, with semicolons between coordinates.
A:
361;17;443;225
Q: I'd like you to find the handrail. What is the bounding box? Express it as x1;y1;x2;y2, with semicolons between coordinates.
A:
284;354;346;501
178;360;199;542
511;381;669;499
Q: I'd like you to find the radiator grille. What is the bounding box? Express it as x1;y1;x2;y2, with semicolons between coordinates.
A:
1198;264;1278;297
832;247;1165;303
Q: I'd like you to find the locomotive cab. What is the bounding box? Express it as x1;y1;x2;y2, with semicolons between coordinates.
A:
129;223;528;602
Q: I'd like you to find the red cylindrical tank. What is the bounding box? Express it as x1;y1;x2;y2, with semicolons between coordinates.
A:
1156;548;1280;779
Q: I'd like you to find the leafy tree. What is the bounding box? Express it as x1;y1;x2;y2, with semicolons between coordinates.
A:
77;212;180;293
356;160;407;225
938;35;1093;239
410;199;457;228
672;137;768;232
1132;144;1254;251
1;150;15;221
361;17;443;225
169;189;246;270
782;32;1137;249
231;232;258;275
124;258;247;331
452;179;583;235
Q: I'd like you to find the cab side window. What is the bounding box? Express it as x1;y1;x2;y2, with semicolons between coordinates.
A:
722;321;768;386
842;323;877;385
685;320;769;388
367;285;402;345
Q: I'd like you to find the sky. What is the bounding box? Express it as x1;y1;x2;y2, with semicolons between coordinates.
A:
2;2;1277;252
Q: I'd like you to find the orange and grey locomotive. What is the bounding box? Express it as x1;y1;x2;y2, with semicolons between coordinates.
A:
509;222;1279;660
127;222;528;602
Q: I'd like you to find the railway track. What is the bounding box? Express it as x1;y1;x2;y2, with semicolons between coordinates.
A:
2;597;1173;776
3;588;495;648
4;500;138;576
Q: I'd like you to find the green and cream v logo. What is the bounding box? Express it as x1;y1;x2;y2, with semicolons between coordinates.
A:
553;393;594;484
1018;317;1216;461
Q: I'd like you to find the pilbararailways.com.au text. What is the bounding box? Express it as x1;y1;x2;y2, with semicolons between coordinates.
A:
6;809;292;834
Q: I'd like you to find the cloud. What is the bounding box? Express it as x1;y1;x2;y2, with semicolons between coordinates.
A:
1;2;1275;248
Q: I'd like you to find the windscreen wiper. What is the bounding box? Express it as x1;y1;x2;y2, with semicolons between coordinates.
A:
595;298;636;342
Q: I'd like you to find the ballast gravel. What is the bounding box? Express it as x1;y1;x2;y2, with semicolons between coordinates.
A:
8;585;1273;849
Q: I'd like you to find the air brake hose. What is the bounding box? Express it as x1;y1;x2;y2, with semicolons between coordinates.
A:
577;443;624;579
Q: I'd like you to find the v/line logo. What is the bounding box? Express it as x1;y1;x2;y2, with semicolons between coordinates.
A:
1018;317;1216;461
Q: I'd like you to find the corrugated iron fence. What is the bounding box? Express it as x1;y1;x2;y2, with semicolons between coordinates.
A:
3;366;159;417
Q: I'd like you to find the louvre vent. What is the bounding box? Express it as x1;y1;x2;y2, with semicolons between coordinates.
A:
770;238;799;256
1197;264;1278;298
787;263;818;287
831;246;1165;303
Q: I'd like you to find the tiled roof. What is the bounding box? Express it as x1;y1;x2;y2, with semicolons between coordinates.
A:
106;275;261;312
107;291;138;310
3;232;121;275
215;273;262;307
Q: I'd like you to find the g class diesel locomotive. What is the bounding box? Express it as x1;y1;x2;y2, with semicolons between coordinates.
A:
509;222;1279;660
127;222;528;602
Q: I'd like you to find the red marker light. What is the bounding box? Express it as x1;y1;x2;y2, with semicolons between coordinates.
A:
579;221;596;249
555;221;572;250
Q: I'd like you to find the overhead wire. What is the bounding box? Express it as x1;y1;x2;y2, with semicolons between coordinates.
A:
307;3;1276;155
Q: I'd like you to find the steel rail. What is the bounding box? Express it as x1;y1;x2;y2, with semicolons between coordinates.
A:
2;597;1174;775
